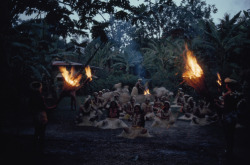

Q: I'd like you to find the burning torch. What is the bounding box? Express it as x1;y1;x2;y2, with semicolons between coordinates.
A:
182;43;207;95
181;43;216;108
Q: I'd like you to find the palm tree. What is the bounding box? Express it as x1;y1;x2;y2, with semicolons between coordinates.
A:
192;11;250;76
142;37;183;74
83;41;118;70
141;37;184;87
111;48;143;74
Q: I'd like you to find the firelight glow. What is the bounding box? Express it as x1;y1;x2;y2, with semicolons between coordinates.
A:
144;89;150;95
182;44;203;79
59;66;82;87
182;43;205;93
85;65;92;81
217;72;222;86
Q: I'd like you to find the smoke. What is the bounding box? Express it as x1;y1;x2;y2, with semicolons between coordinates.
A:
106;16;145;79
124;40;144;76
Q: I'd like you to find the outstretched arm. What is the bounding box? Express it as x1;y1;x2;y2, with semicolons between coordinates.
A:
47;104;57;110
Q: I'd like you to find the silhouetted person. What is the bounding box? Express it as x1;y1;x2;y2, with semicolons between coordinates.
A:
29;81;56;153
222;78;239;156
135;79;145;95
57;87;77;111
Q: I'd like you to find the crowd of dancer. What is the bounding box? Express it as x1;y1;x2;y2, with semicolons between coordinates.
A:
74;79;218;138
29;77;249;155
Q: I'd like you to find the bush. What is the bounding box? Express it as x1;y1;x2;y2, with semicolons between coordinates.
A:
78;69;139;95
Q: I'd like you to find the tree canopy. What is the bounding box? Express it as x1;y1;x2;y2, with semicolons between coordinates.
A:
1;0;250;108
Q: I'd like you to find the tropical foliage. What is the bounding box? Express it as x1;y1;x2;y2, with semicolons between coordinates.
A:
1;0;250;110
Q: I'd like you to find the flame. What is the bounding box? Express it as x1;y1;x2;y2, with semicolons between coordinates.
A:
182;44;203;79
59;67;82;87
85;65;92;81
144;89;150;95
182;43;205;92
217;72;222;86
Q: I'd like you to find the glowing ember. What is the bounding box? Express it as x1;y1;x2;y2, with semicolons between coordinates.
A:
182;43;205;92
85;65;92;81
59;67;82;87
144;89;150;95
216;72;222;86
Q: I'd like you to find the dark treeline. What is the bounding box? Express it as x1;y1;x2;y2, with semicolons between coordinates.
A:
1;0;250;113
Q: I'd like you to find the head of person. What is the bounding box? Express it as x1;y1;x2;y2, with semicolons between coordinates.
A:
163;101;170;111
224;77;237;91
93;92;98;98
134;104;142;114
138;79;142;84
188;97;194;107
110;101;118;108
98;91;103;96
30;81;42;93
130;97;136;104
84;97;92;108
178;88;183;93
179;92;184;97
124;85;129;89
145;98;150;104
160;96;167;102
184;95;190;102
114;94;119;100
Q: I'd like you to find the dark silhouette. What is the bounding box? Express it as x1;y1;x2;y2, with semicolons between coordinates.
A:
135;79;145;95
222;78;240;157
29;81;56;153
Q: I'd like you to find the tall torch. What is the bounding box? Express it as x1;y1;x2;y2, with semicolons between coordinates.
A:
82;65;92;86
75;65;93;90
59;65;93;92
182;43;207;95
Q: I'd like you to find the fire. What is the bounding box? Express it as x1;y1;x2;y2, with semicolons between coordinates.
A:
59;67;82;87
144;89;150;95
85;65;92;81
182;43;205;92
216;72;222;86
182;44;203;79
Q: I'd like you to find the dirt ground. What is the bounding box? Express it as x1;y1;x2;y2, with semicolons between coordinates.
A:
1;97;250;165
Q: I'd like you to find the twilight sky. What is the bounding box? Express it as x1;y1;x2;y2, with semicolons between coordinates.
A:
131;0;250;24
19;0;250;41
20;0;250;24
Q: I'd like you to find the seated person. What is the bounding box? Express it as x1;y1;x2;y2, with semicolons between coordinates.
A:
123;104;147;134
152;101;175;128
142;98;154;120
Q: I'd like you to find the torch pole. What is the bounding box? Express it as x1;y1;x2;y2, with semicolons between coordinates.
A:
82;77;90;86
77;78;90;90
74;42;103;78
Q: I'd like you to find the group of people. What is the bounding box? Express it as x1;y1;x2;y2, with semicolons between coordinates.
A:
74;79;186;138
29;76;247;155
175;88;218;125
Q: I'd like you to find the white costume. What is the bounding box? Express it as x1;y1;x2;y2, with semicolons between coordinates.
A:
96;118;128;129
151;109;175;128
118;127;152;139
